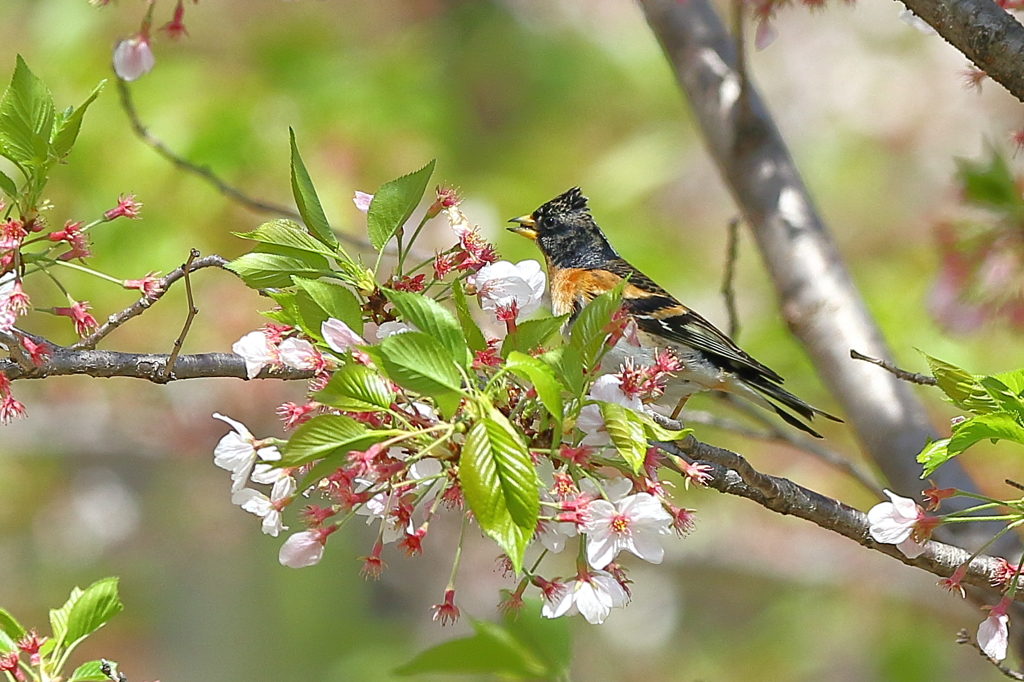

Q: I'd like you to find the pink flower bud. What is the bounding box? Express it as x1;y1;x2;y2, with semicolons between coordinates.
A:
113;34;155;82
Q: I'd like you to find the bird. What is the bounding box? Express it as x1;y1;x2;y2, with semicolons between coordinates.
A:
508;187;842;438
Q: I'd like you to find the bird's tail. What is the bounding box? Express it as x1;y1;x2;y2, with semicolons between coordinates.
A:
740;378;843;439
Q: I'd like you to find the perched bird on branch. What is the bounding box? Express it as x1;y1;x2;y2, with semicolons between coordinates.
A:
509;187;841;438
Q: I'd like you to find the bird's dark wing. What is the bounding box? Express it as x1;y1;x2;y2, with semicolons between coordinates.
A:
603;258;785;384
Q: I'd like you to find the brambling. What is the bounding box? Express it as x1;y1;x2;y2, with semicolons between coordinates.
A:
508;187;842;438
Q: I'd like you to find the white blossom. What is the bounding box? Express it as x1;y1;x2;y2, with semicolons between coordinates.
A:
231;330;278;379
321;318;365;353
374;321;414;339
231;475;296;537
576;375;644;447
278;337;322;371
541;570;629;624
867;489;928;558
979;605;1011;661
279;530;326;568
582;492;673;568
473;259;546;321
353;191;373;213
112;35;154;81
212;413;281;492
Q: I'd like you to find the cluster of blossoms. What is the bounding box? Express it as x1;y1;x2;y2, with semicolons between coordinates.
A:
0;194;145;421
0;630;46;682
213;185;702;625
867;487;1022;661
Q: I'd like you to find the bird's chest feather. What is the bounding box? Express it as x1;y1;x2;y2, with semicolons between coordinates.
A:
548;266;624;319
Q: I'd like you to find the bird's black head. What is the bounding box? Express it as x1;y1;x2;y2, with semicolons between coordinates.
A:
508;187;618;268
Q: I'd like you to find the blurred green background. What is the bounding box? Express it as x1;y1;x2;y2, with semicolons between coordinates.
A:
2;0;1023;680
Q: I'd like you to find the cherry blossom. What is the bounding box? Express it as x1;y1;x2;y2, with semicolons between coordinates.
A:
278;337;325;372
232;475;297;537
321;318;365;353
353;191;373;213
279;527;334;568
541;569;629;624
212;413;282;492
232;330;279;379
104;194;143;220
866;489;937;558
112;33;154;81
582;492;673;568
374;321;414;339
473;260;545;322
978;597;1012;661
576;375;644;447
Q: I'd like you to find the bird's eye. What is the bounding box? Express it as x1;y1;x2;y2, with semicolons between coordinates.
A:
539;215;556;229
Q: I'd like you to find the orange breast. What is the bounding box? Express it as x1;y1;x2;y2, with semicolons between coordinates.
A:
548;267;626;317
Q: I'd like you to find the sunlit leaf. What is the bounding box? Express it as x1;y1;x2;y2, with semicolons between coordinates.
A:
292;277;363;334
505;351;564;422
459;411;539;572
917;437;952;478
69;660;110;682
51;79;104;159
948;411;1024;456
289;128;338;249
314;362;394;412
921;353;998;414
599;402;646;472
366;159;435;251
378;331;463;395
280;414;386;467
0;55;55;167
225;245;330;289
394;619;545;678
235;219;337;258
451;278;487;352
63;577;122;648
501;315;567;358
383;288;470;368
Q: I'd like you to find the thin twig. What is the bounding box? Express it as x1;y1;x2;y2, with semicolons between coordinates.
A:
70;254;228;351
117;80;426;260
850;349;937;386
721;217;741;339
162;249;201;380
117;80;302;220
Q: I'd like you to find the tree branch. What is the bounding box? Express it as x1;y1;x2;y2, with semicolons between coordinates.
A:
0;350;312;383
660;436;1009;596
637;0;1005;553
899;0;1024;104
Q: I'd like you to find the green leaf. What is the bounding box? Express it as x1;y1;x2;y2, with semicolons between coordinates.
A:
225;246;330;289
598;402;647;472
451;278;487;352
640;414;691;442
459;411;539;572
0;630;13;655
538;346;585;397
570;281;625;371
51;79;104;159
501;315;568;358
234;219;337;258
383;288;470;368
0;608;25;642
0;169;17;198
50;586;80;647
955;149;1024;220
289;128;338;250
314;362;394;411
505;351;564;422
394;619;546;678
378;331;463;395
980;376;1024;422
992;367;1024;396
292;277;363;334
290;290;330;341
921;353;998;414
366;159;435;251
63;577;123;648
0;56;55;167
917;437;952;478
502;599;571;679
948;411;1024;456
280;414;386;467
69;660;110;682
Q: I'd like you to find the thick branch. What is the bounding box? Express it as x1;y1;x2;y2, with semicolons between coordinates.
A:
0;350;311;383
637;0;1004;552
663;437;1008;596
900;0;1024;104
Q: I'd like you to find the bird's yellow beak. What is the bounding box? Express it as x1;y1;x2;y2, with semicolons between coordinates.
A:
507;214;537;240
